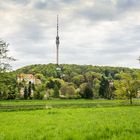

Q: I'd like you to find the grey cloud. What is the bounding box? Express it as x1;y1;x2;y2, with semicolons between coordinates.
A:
98;25;140;55
34;0;80;10
12;0;31;5
61;0;79;3
2;0;31;6
33;0;61;10
117;0;140;10
98;44;139;55
19;23;44;41
76;1;117;21
0;0;140;69
75;0;140;22
34;1;48;9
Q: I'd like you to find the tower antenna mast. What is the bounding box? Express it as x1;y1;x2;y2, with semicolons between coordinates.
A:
56;15;60;65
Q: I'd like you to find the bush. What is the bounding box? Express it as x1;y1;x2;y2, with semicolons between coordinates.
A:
84;85;93;99
34;91;45;99
46;89;54;97
53;85;59;98
79;83;93;99
1;91;8;100
60;84;78;99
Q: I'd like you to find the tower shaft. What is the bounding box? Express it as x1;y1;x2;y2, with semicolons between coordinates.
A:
56;43;59;65
56;15;60;65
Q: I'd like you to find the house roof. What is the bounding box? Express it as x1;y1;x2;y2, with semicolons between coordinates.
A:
17;74;35;79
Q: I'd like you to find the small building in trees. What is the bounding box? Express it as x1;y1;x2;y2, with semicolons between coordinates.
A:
17;74;41;85
17;74;41;98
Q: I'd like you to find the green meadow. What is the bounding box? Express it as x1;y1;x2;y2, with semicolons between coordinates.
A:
0;100;140;140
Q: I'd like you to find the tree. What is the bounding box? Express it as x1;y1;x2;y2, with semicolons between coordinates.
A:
85;72;93;88
0;40;15;72
114;72;140;104
79;83;93;99
93;78;100;98
34;91;41;99
72;75;85;86
46;79;55;89
28;81;32;99
99;76;113;99
24;86;28;99
0;40;16;99
53;85;59;98
99;76;108;98
114;78;140;104
84;85;93;99
0;72;17;99
35;73;45;82
79;83;87;98
60;84;77;98
34;84;45;99
126;80;140;104
46;78;64;90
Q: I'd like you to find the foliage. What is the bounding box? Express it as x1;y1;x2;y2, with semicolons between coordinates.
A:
1;64;140;100
0;40;15;72
46;78;64;89
35;73;46;82
60;83;77;98
28;81;32;99
79;83;93;99
93;78;100;98
0;72;17;100
72;75;85;86
53;85;59;98
99;76;113;99
24;86;28;99
114;72;140;104
34;84;45;99
83;85;93;99
79;83;87;98
46;89;54;98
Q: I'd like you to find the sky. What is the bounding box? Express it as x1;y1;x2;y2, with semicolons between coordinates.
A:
0;0;140;70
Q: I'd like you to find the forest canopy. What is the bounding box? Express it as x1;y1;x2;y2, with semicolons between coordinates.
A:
1;63;140;104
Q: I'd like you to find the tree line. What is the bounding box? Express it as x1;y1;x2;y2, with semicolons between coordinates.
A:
1;64;140;104
1;40;140;104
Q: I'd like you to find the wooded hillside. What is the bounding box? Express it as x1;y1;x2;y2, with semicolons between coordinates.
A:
1;64;140;103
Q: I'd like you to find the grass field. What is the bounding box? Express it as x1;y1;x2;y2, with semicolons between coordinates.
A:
0;99;140;140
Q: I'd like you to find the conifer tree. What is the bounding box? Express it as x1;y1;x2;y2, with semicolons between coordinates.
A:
28;81;32;99
24;86;28;99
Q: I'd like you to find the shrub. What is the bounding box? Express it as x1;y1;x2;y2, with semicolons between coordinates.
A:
53;85;59;98
79;83;93;99
84;85;93;99
60;84;77;99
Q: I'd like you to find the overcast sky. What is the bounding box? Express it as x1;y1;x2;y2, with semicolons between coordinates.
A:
0;0;140;69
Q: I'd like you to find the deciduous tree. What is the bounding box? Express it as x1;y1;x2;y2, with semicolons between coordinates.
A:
0;40;15;72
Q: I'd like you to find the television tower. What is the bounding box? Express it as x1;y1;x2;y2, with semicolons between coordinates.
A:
56;15;60;65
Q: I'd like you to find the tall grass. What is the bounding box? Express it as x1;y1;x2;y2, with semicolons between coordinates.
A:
0;106;140;140
1;99;140;111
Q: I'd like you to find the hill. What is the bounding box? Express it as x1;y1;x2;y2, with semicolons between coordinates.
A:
15;63;140;79
1;63;140;101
